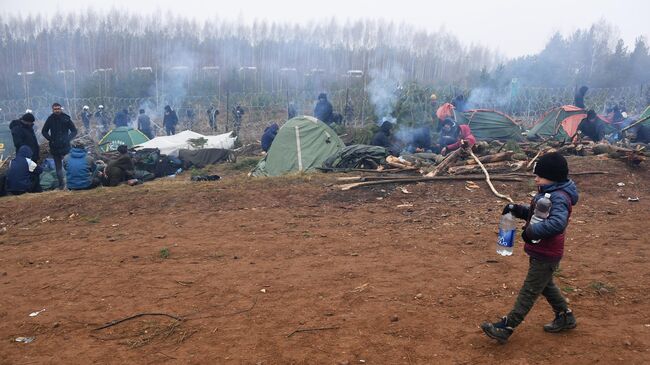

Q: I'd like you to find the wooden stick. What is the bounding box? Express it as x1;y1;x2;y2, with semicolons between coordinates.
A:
526;149;543;170
468;149;514;203
448;161;524;175
465;151;514;165
621;114;650;133
339;175;522;190
94;313;182;331
287;326;340;338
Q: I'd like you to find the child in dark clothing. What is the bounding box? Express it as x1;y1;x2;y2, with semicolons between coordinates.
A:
481;152;579;343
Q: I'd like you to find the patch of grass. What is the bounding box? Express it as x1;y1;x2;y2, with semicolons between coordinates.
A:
553;267;564;278
230;157;261;171
561;286;575;293
190;167;209;177
159;247;170;259
85;216;101;224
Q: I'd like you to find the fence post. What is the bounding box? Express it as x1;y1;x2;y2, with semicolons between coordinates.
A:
226;90;230;132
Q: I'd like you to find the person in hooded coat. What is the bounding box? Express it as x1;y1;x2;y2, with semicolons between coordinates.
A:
137;109;153;139
5;145;42;195
42;102;77;189
163;105;178;136
574;86;588;109
261;123;279;152
10;113;40;163
439;118;476;155
105;145;135;186
64;141;100;190
314;93;334;124
577;110;606;142
371;120;398;155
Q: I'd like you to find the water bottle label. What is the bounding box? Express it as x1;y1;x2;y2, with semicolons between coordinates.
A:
497;229;515;248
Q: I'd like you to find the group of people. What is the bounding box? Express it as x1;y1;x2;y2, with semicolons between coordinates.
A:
2;103;138;196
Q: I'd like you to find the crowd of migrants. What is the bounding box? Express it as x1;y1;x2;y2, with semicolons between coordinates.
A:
2;85;650;196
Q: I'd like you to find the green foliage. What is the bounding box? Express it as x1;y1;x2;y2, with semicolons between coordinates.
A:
159;247;170;259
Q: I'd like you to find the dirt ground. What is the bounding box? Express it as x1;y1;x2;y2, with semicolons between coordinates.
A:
1;156;649;365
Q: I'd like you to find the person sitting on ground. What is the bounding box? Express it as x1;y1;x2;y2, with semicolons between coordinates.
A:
439;118;476;155
105;145;135;187
577;110;606;142
371;119;398;155
481;152;579;343
261;122;279;152
5;145;43;195
10;113;40;164
64;140;101;190
634;124;650;144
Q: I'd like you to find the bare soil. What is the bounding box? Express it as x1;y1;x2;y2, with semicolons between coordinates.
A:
1;156;649;364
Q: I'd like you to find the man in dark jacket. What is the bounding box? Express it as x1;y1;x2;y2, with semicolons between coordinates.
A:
105;145;135;186
163;105;178;136
10;113;40;163
207;105;219;131
314;93;334;124
261;123;279;152
5;145;42;195
137;109;153;139
113;108;129;127
574;86;588;109
232;104;245;136
577;110;606;142
42;103;77;189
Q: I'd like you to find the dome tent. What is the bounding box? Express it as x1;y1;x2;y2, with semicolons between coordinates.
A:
251;116;345;177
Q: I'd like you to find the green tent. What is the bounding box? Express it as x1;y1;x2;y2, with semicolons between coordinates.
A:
527;105;586;141
454;109;523;141
639;106;650;126
251;116;345;176
98;127;150;152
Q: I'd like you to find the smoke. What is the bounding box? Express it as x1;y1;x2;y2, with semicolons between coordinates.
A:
465;86;514;110
367;66;405;120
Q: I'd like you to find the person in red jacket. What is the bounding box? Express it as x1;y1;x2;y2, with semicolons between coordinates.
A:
439;118;476;155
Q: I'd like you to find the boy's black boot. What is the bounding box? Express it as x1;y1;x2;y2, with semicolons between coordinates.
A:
543;310;577;333
481;316;513;343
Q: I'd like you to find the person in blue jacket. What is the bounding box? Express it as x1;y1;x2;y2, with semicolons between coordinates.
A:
261;123;279;152
5;145;43;195
63;140;101;190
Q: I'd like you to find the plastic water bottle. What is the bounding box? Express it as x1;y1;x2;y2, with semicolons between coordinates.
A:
529;193;552;244
497;211;516;256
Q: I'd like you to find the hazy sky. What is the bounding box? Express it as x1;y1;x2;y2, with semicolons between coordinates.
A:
3;0;649;58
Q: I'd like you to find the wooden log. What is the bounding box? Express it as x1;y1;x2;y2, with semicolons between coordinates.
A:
448;161;525;175
465;151;514;165
339;175;523;191
425;148;463;177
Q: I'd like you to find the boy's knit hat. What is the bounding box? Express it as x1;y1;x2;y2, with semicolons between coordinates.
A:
534;152;569;182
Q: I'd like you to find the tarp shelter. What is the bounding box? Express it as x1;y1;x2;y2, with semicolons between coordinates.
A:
134;130;236;157
99;127;150;152
251;116;345;177
639;106;650;126
527;105;586;140
454;109;523;141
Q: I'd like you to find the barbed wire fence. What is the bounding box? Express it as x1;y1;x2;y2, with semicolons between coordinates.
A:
2;84;649;142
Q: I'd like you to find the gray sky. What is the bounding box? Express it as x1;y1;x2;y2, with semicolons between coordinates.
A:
3;0;649;58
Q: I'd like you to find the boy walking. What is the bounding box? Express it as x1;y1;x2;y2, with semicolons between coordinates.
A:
481;152;579;343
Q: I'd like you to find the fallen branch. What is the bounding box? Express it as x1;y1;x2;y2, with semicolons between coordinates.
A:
339;175;522;190
468;149;514;203
287;326;340;338
526;149;544;170
448;161;524;175
465;151;514;165
94;313;182;331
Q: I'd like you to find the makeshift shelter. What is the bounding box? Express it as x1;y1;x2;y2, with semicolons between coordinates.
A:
454;109;524;141
98;127;150;152
639;106;650;126
251;116;345;177
527;105;586;140
134;130;236;157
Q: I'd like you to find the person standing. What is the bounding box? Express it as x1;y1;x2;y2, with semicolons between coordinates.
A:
113;108;129;127
94;105;109;135
137;109;153;139
10;112;40;163
207;105;220;131
232;104;245;136
80;105;92;132
314;93;333;124
163;105;178;136
42;102;77;189
574;86;588;109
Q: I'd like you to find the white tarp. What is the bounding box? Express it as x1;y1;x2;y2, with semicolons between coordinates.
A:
134;130;236;156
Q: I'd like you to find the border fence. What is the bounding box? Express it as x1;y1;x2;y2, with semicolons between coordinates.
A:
1;84;649;143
